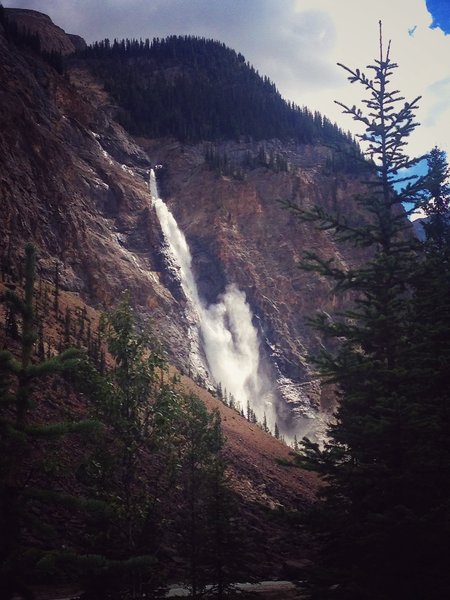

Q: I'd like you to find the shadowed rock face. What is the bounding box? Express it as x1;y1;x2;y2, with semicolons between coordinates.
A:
5;8;86;54
188;234;227;305
0;17;193;365
0;11;373;436
4;8;86;54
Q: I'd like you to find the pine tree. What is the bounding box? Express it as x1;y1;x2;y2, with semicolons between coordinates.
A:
419;146;450;248
399;147;450;598
78;35;356;148
274;422;280;439
53;260;60;316
293;23;447;599
0;245;101;599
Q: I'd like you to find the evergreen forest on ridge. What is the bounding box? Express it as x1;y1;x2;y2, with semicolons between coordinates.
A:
77;35;354;146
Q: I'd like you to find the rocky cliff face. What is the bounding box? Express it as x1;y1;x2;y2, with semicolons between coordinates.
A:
4;8;86;53
0;13;194;363
0;10;369;439
139;138;367;437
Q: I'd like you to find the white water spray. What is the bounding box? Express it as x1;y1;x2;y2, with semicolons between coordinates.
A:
150;170;276;428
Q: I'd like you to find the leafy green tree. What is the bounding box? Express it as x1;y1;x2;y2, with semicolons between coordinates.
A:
177;396;238;599
84;293;179;596
292;24;450;599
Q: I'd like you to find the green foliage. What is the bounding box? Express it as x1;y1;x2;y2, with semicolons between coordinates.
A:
204;142;292;179
74;293;176;594
418;146;450;248
79;293;239;597
34;550;156;598
176;399;239;598
25;419;101;437
77;35;354;147
274;422;280;439
25;488;109;516
292;24;450;599
0;253;236;596
204;144;246;179
274;457;299;468
0;245;101;598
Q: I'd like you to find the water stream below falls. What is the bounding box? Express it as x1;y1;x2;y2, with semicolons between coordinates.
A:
149;169;277;430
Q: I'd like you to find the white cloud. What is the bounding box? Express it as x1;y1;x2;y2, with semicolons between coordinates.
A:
410;207;427;221
280;0;450;158
3;0;449;156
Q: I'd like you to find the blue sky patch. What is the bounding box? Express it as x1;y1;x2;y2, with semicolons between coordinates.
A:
426;0;450;34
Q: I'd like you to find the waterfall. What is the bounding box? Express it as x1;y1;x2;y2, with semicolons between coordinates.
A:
150;169;277;429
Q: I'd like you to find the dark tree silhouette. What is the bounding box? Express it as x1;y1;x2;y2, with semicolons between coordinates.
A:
292;24;450;599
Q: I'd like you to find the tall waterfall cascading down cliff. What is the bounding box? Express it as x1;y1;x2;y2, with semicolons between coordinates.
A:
149;169;278;430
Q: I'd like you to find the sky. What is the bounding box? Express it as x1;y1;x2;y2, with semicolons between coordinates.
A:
3;0;450;163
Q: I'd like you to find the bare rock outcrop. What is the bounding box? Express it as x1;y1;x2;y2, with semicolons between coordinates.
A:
4;8;85;54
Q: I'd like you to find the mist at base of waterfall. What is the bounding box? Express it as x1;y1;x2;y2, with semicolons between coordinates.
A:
200;283;277;428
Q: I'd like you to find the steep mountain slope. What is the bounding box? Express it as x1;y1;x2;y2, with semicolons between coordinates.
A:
0;274;318;585
77;35;354;147
0;8;369;440
0;10;193;361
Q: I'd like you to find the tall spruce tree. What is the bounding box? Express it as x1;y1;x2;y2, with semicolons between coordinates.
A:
419;146;450;247
0;244;101;599
292;23;450;599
